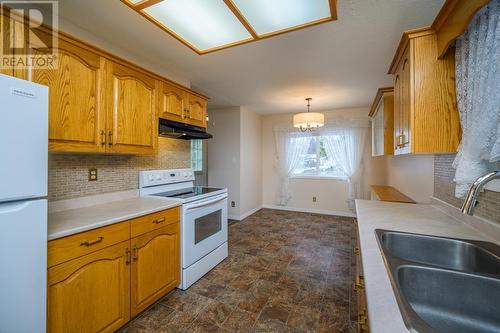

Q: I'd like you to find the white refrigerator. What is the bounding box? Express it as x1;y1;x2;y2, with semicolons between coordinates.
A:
0;74;48;333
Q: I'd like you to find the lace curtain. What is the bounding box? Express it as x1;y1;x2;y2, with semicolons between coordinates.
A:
273;117;369;209
322;126;368;211
453;0;500;197
274;129;309;206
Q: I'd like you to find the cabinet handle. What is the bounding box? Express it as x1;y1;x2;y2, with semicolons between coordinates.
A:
354;247;360;255
108;131;113;147
125;248;131;264
152;217;166;224
358;311;368;330
100;130;106;146
353;274;365;291
185;108;191;119
132;245;138;261
80;236;104;247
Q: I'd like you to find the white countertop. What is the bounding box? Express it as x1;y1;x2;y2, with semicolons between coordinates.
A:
355;199;499;333
48;196;181;240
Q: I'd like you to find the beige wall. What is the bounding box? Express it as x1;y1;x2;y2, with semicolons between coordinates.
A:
240;107;263;217
48;138;190;201
381;154;435;203
207;107;263;220
207;108;242;219
262;108;385;216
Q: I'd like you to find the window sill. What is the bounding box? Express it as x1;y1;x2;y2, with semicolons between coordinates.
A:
291;175;348;181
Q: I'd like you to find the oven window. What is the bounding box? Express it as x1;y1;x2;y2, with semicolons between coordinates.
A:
195;210;222;244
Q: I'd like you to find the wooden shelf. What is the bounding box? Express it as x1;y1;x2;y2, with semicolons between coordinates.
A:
371;185;416;204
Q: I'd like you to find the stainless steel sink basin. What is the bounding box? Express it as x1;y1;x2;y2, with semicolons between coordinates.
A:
396;265;500;333
375;229;500;333
378;230;500;276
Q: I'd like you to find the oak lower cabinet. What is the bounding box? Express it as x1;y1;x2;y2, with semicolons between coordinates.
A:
47;241;131;333
389;27;461;155
106;60;158;154
131;223;180;316
47;208;180;333
353;220;369;333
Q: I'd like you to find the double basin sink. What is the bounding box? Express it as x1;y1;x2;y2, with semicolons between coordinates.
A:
375;229;500;333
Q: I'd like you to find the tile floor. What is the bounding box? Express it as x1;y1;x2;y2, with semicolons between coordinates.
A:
120;209;358;333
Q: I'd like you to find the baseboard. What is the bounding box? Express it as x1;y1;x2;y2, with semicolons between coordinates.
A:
239;206;263;220
228;205;263;221
261;204;356;218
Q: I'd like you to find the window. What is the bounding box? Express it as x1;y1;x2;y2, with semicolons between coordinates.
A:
291;135;346;178
191;140;203;172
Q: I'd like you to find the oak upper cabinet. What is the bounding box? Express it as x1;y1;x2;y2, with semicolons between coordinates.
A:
1;13;13;76
389;28;461;155
160;81;187;123
187;93;207;128
130;222;180;316
369;87;394;156
1;10;27;79
32;34;107;153
106;60;158;155
47;241;131;333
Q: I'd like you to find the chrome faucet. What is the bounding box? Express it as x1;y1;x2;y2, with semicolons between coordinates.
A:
461;171;500;215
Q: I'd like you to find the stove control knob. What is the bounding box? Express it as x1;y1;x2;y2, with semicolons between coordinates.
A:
148;174;155;182
156;174;162;181
189;172;193;177
183;172;188;177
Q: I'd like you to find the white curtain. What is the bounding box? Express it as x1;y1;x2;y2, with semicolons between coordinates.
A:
274;129;310;206
322;127;368;211
453;0;500;197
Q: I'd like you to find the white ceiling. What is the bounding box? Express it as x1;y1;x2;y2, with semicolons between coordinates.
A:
51;0;444;114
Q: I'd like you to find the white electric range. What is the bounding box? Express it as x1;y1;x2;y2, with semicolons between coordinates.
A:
139;168;228;289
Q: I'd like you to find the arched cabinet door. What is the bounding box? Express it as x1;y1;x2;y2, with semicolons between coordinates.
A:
130;223;180;316
31;33;107;153
187;94;207;128
160;82;187;123
106;60;158;154
48;241;131;333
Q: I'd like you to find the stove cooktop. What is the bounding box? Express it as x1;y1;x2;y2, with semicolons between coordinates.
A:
152;187;223;199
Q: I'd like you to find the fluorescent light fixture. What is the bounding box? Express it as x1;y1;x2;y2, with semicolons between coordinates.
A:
121;0;337;54
143;0;252;51
232;0;332;35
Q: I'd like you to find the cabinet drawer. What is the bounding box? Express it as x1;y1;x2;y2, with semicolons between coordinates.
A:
48;221;130;267
131;207;180;238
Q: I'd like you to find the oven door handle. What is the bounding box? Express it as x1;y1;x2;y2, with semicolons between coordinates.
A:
184;194;227;211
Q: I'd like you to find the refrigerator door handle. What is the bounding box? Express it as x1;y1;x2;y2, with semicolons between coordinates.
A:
0;201;31;214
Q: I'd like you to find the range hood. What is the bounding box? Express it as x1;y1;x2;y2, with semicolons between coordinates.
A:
159;118;213;140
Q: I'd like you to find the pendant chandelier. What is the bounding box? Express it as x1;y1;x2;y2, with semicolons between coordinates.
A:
293;98;325;132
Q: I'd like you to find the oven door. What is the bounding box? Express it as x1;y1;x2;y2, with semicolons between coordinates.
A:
182;193;228;268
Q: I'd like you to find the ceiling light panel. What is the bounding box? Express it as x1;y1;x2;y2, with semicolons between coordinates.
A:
232;0;332;36
143;0;252;51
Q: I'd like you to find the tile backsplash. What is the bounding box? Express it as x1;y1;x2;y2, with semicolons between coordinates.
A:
48;138;190;201
434;154;500;224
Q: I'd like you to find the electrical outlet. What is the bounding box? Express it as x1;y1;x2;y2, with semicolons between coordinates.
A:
312;196;317;202
231;201;236;207
88;168;98;181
